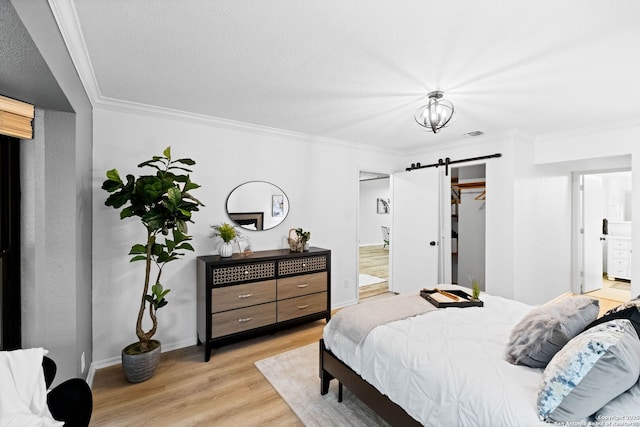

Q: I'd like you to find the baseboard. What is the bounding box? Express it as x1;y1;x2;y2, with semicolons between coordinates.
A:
88;337;198;386
86;364;96;388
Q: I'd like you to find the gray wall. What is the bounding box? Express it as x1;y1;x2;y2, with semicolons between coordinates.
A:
10;0;93;384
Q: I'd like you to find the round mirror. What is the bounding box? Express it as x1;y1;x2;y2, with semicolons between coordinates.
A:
225;181;289;231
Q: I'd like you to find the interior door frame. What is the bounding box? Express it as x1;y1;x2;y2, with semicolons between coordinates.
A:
0;135;21;350
356;169;392;302
572;167;632;295
450;163;487;288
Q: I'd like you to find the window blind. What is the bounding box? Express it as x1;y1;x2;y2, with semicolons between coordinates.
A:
0;95;34;139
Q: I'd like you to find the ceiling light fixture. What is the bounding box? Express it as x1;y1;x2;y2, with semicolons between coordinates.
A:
414;91;454;134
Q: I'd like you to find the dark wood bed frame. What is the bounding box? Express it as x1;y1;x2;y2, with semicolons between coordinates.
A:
319;339;422;426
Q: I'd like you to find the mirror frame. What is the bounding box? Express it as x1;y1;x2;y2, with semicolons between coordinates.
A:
225;181;289;231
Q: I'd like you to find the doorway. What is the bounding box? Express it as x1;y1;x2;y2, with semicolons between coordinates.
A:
451;164;486;289
358;171;390;299
578;170;632;307
0;134;21;350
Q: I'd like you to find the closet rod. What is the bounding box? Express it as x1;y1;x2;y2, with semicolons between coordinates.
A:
405;153;502;175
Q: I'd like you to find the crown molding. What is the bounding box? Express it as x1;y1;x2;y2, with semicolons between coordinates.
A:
94;97;405;155
48;0;101;104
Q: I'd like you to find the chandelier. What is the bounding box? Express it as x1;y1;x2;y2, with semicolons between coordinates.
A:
414;91;454;134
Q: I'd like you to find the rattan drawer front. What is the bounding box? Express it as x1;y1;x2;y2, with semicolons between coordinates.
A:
211;302;276;338
277;272;327;300
212;262;276;285
211;280;276;313
277;292;327;322
278;256;327;276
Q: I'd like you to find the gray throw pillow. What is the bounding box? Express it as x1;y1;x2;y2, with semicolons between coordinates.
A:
505;296;599;368
537;319;640;422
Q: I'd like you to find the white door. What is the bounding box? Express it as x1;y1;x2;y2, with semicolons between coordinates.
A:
583;175;605;293
390;167;441;294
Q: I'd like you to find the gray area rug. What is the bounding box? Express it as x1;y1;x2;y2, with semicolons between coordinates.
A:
255;343;389;427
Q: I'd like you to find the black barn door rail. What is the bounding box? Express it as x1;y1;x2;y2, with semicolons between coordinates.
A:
406;153;502;175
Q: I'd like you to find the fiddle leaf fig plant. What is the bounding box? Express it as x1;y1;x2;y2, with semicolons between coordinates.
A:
102;146;203;354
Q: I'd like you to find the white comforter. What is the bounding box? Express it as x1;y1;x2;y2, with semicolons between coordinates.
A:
323;287;549;427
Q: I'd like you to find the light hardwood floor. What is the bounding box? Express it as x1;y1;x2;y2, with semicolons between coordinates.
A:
91;321;325;426
585;277;632;316
358;245;389;299
91;275;630;426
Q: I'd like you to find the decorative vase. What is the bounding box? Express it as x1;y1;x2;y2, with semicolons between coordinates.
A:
219;241;233;257
121;340;161;383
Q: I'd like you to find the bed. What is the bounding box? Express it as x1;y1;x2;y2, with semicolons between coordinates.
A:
319;285;640;426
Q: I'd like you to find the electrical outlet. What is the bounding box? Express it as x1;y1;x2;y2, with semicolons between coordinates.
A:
81;352;85;373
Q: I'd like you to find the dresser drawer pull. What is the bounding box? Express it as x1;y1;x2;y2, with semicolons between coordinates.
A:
297;284;309;288
238;317;253;322
238;293;253;299
297;304;310;309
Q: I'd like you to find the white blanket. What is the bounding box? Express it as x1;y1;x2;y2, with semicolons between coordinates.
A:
0;348;63;427
324;286;549;427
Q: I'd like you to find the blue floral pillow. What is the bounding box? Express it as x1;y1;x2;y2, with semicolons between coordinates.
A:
537;319;640;423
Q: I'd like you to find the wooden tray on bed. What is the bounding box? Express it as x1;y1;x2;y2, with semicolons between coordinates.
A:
420;288;484;308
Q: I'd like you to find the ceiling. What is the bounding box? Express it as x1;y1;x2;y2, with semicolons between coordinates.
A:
54;0;640;151
0;0;72;112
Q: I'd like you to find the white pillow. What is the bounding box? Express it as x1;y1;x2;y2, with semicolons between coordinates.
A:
0;348;62;426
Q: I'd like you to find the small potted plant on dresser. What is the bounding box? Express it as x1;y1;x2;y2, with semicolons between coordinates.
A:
210;222;238;257
288;227;311;252
102;146;203;383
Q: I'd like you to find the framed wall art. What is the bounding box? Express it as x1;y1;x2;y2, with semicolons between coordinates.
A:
272;195;284;217
377;198;390;214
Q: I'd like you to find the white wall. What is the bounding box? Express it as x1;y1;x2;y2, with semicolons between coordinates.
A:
91;106;404;365
358;177;390;246
604;172;632;222
512;137;572;304
403;132;573;305
535;123;640;298
12;0;93;383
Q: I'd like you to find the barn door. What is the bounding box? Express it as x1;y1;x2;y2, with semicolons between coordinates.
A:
390;167;442;294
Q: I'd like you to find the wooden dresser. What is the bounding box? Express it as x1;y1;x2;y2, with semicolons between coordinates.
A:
197;247;331;361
